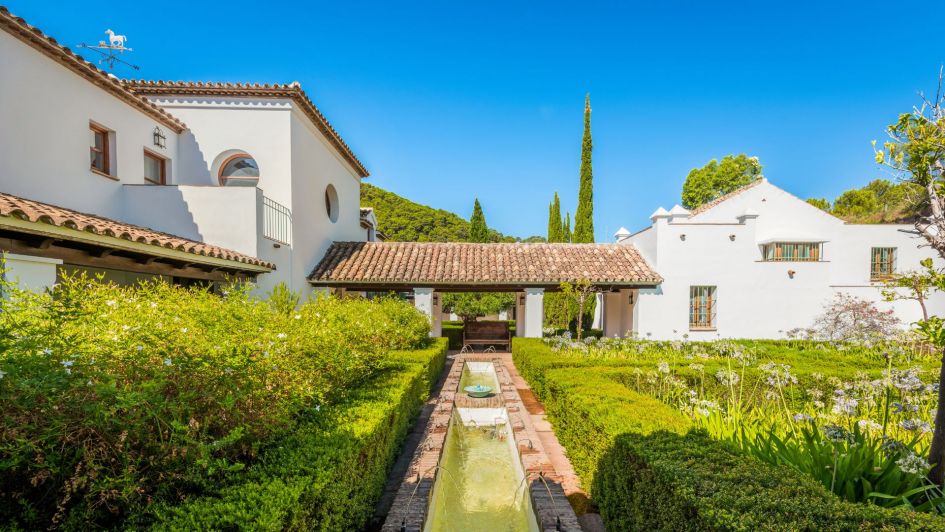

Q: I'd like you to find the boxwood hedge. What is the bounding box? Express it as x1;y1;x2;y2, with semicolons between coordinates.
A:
144;339;447;530
512;338;945;531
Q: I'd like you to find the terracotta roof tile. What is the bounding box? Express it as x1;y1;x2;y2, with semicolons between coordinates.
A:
0;7;185;133
0;193;273;270
689;178;765;217
123;80;369;177
309;241;661;288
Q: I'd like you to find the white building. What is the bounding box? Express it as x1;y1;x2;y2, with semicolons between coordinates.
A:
0;8;375;296
615;178;945;340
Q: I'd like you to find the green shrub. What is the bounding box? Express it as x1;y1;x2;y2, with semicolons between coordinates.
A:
147;340;447;530
512;338;945;531
0;274;431;529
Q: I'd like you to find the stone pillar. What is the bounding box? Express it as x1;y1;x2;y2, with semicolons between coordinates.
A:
2;253;61;294
523;287;544;338
413;288;441;337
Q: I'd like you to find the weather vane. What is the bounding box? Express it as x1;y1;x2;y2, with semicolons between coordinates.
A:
77;29;139;71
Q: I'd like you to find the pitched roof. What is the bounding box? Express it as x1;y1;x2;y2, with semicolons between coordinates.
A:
309;241;662;289
123;80;369;177
0;7;185;133
689;178;766;217
0;192;273;270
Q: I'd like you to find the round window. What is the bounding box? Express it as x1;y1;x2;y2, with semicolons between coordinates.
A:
325;184;339;223
218;155;259;186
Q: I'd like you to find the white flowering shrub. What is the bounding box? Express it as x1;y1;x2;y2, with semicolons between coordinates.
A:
0;274;429;527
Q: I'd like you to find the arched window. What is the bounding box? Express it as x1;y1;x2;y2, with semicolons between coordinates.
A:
325;184;339;223
218;154;259;186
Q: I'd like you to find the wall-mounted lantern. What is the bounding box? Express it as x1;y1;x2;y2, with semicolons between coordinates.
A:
432;293;440;306
729;234;736;241
679;234;686;241
153;126;167;149
787;269;796;279
629;292;635;305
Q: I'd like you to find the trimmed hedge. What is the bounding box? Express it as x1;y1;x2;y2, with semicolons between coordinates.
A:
512;338;945;531
145;338;448;530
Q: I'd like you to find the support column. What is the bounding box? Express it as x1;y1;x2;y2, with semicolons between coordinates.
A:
413;288;441;337
591;292;604;329
2;253;61;294
515;291;526;337
523;287;544;338
603;288;635;338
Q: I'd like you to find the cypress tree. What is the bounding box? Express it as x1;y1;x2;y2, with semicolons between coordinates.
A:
562;212;572;243
547;192;563;242
469;198;489;243
573;94;595;243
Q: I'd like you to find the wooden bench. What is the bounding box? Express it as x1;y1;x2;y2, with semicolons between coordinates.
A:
462;321;511;351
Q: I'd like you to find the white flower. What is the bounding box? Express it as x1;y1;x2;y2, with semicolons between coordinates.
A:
136;345;144;352
0;369;6;380
657;361;670;374
793;413;813;422
180;327;188;333
688;363;704;372
897;452;931;475
42;347;53;355
149;302;158;308
857;419;882;432
106;300;117;307
294;314;301;320
60;360;73;368
164;358;173;366
277;333;287;340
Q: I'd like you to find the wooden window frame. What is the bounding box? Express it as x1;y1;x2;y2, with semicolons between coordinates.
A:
870;247;897;281
143;149;167;185
218;154;259;186
762;242;821;262
89;123;112;177
689;286;717;330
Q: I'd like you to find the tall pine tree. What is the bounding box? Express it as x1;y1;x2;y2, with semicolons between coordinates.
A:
469;198;488;243
547;192;563;242
573;94;595;243
562;212;572;243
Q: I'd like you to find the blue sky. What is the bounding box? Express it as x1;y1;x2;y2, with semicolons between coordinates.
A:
11;1;944;241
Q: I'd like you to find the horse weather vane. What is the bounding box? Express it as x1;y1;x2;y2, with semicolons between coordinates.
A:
77;29;139;71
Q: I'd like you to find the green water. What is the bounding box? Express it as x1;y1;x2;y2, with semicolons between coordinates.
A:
458;366;500;391
424;416;538;532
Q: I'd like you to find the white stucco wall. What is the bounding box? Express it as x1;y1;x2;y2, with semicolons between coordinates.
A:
288;110;364;298
625;180;945;340
139;96;365;296
0;31;179;220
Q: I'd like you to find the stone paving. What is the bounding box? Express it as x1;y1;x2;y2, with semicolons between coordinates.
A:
378;352;584;532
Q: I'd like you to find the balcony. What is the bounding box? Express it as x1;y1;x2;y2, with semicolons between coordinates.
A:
263;195;292;246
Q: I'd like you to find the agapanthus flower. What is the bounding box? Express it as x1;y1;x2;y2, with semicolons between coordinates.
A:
657;361;670;374
822;424;855;444
793;413;813;422
897;452;931;475
899;418;932;433
831;396;858;416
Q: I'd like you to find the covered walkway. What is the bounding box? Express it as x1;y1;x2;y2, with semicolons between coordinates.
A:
309;241;662;338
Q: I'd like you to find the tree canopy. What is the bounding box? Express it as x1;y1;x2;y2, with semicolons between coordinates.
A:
360;183;515;242
805;179;924;223
681;154;764;210
573;95;595;243
469;199;488;243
